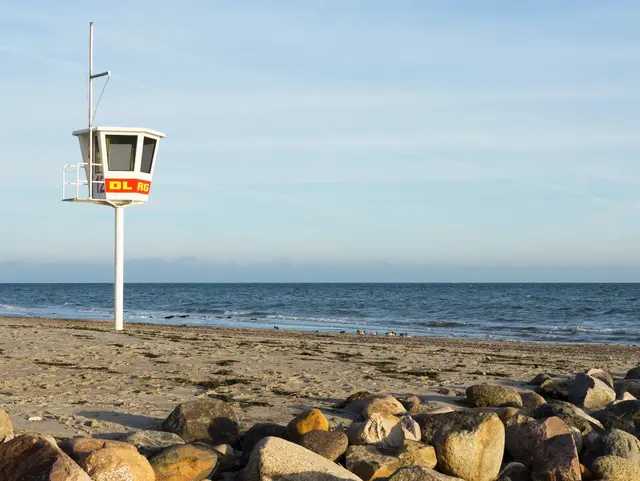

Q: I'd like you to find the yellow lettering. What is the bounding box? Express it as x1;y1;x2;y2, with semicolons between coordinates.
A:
109;180;121;190
122;181;133;191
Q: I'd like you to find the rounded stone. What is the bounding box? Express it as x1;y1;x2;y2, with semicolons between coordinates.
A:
149;443;219;481
298;429;348;461
591;455;640;480
466;385;523;408
285;409;329;442
81;446;155;481
162;399;239;445
120;430;185;457
0;409;13;443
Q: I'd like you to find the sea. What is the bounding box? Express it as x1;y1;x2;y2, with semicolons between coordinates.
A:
0;283;638;345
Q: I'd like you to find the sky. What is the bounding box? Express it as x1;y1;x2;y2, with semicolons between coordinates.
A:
2;1;640;282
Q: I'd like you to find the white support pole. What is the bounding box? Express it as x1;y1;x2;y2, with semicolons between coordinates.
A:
88;22;93;200
114;206;124;331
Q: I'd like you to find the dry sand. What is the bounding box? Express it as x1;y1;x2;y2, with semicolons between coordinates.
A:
1;316;638;440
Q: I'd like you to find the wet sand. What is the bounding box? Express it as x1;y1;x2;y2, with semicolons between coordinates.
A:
1;316;638;440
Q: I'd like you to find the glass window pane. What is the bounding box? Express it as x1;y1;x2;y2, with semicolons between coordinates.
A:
93;134;102;173
141;137;157;174
106;135;137;171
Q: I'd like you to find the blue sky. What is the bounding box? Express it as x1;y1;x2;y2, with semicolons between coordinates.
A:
2;1;640;281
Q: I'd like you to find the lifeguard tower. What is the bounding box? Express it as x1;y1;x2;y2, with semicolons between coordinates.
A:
62;23;165;331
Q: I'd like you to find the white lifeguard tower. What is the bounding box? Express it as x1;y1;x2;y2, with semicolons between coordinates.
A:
62;23;165;331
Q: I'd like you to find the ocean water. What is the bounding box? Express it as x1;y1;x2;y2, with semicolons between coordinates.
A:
0;283;639;345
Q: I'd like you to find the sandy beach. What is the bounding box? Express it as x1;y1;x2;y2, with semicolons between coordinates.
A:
1;316;639;441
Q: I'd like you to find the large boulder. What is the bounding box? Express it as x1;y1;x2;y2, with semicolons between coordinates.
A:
59;438;139;464
162;399;239;445
568;373;616;410
345;442;436;481
519;391;546;409
149;443;218;481
0;408;13;442
245;436;362;481
495;462;531;481
298;430;348;461
625;366;640;379
585;368;614;390
505;416;580;481
531;401;603;438
593;400;640;435
387;466;465;481
79;446;155;481
0;434;92;481
120;430;185;457
581;428;640;468
347;413;406;448
432;411;504;481
241;424;287;462
591;455;640;480
535;379;569;401
466;385;523;408
347;395;406;420
286;409;329;442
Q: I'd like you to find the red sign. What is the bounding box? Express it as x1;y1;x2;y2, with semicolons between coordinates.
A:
105;179;151;195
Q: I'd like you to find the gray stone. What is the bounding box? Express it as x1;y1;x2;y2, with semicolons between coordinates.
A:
531;401;603;438
625;366;640;379
568;373;616;410
529;373;553;386
345;442;436;481
614;379;640;398
347;413;406;448
299;430;348;461
466;384;523;408
387;466;465;481
162;399;239;445
245;436;362;481
120;429;185;456
581;428;640;469
593;400;640;436
519;391;546;409
496;462;532;481
347;395;406;420
241;424;287;462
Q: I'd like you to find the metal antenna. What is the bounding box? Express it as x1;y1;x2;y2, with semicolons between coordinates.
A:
88;22;110;201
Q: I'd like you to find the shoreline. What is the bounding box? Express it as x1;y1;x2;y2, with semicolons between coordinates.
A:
1;316;638;440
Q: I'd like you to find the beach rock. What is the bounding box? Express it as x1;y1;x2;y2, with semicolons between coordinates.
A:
568;373;616;410
286;408;328;442
529;373;553;386
531;401;603;438
298;429;348;461
625;366;640;379
593;400;640;435
569;426;582;454
60;438;139;464
466;384;523;408
0;408;13;442
120;430;185;457
400;396;423;413
0;434;92;481
241;424;287;460
337;391;373;408
505;416;580;481
614;379;640;398
149;443;218;481
347;395;406;420
496;462;532;481
432;411;504;481
581;428;640;468
519;391;546;409
536;380;569;401
591;455;640;480
399;415;421;441
79;446;155;481
212;444;236;472
585;368;615;390
387;466;464;481
412;412;455;444
345;442;437;481
245;436;361;481
347;413;405;448
162;399;239;445
616;391;638;402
